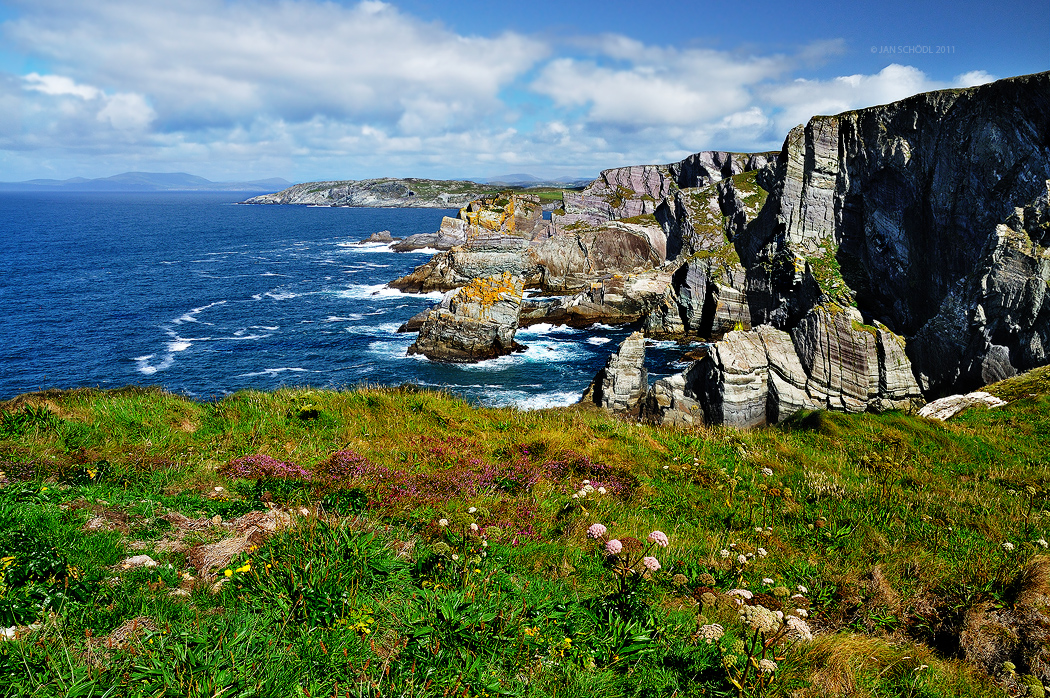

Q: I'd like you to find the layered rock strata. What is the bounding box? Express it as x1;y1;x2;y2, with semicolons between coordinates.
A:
581;331;648;413
641;311;921;427
730;72;1050;397
407;273;525;363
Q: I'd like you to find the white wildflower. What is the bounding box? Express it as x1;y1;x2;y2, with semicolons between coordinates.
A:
761;468;774;477
1003;542;1015;551
737;554;747;565
468;507;477;514
762;578;774;585
720;549;731;558
698;623;725;644
757;548;768;558
758;658;778;674
797;585;808;593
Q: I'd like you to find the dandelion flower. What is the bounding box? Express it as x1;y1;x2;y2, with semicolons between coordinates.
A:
223;569;233;578
587;523;608;539
647;530;669;547
642;556;661;572
605;539;623;555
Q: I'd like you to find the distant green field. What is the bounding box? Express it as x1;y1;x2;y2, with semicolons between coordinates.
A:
1;368;1048;697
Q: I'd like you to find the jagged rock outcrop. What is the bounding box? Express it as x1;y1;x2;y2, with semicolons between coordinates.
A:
407;273;525;363
645;253;751;338
581;331;648;412
390;221;663;295
521;266;676;328
243;178;492;208
556;151;778;229
392;193;548;251
731;72;1050;397
642;313;921;427
361;230;397;243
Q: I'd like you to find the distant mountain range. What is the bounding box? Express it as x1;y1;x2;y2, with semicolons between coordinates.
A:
0;172;292;192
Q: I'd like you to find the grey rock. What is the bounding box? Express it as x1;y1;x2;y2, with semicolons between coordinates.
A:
733;72;1050;397
361;230;397;243
581;331;648;413
407;274;525;363
917;391;1007;420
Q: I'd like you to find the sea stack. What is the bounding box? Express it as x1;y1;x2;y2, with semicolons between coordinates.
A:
408;273;525;363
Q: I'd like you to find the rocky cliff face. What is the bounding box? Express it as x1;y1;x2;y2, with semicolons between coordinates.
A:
734;72;1050;397
243;178;494;208
605;72;1050;426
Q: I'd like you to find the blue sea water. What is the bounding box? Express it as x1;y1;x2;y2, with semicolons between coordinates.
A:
0;191;691;407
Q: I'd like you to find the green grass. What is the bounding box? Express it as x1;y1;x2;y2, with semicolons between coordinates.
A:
1;374;1048;697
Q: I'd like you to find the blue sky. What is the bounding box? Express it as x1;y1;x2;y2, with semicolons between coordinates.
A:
0;0;1045;183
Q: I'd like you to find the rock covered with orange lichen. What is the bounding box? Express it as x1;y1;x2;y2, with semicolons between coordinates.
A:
407;273;526;362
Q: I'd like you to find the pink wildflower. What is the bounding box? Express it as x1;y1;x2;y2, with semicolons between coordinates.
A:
605;539;623;555
647;530;669;548
587;523;608;540
642;556;661;572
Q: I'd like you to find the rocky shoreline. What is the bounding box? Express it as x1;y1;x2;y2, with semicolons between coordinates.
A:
260;72;1050;428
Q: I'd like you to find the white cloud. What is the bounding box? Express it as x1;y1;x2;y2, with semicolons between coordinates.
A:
24;73;102;100
0;1;1004;182
533;42;788;127
762;64;1001;136
5;0;546;134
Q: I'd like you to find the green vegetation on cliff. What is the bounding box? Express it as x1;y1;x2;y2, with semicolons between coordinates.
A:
1;370;1049;697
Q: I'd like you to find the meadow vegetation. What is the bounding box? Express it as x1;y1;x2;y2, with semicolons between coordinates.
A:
1;368;1049;697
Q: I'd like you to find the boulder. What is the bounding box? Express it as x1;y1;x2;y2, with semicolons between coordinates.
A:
408;273;525;362
361;230;397;243
581;331;648;413
917;391;1008;421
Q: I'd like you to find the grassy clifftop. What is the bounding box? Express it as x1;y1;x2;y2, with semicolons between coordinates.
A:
1;369;1049;697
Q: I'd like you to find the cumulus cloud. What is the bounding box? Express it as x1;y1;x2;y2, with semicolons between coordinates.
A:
763;64;1000;136
4;0;545;135
0;0;1003;181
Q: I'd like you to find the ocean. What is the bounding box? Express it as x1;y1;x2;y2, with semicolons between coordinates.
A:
0;191;690;408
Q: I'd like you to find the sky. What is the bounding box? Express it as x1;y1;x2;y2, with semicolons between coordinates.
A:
0;0;1046;183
